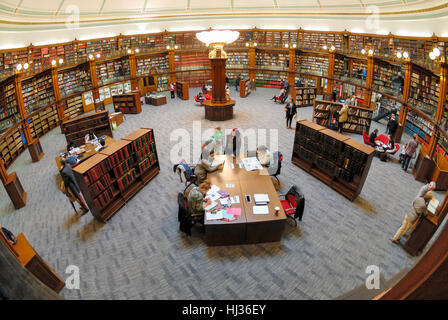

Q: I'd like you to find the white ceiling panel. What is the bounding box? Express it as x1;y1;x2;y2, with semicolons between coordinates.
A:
145;0;187;11
277;0;319;7
190;0;230;10
102;0;146;12
60;0;104;14
233;0;276;8
19;0;60;12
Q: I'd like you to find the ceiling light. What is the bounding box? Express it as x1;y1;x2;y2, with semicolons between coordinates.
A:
368;49;374;55
434;48;441;57
292;44;297;48
253;42;257;47
174;45;178;49
361;49;366;54
96;53;101;58
16;64;22;71
403;51;409;59
323;45;328;50
396;52;402;59
429;51;436;60
59;58;64;64
166;45;170;50
89;54;94;60
23;63;29;70
196;30;240;46
285;44;289;48
127;49;132;54
51;60;57;66
330;45;335;51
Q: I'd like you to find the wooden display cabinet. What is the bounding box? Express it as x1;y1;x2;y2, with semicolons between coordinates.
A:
112;92;142;114
291;120;375;201
28;139;44;162
239;78;251;98
176;81;189;100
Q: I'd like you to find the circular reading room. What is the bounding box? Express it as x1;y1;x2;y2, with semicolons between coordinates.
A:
0;0;448;301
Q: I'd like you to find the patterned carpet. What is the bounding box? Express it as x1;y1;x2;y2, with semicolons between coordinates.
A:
0;87;446;300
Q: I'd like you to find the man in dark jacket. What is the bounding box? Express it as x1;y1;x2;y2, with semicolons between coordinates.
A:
60;158;89;214
369;129;378;145
285;98;297;129
387;114;399;137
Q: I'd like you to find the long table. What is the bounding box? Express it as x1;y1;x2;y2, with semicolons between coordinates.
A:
205;155;286;246
55;136;115;171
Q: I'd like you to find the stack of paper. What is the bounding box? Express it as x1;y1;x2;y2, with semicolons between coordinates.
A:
204;201;218;211
206;210;223;220
428;198;439;214
254;194;270;205
253;206;269;214
242;157;263;171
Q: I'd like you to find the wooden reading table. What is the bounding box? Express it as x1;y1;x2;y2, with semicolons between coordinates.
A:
205;155;286;246
55;136;115;171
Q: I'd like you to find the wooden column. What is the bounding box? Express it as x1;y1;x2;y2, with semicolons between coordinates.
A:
428;61;448;158
88;58;100;111
288;47;296;85
14;74;34;145
128;52;139;92
210;58;227;103
395;59;412;143
248;46;256;89
326;50;335;95
168;48;177;84
365;54;374;105
51;66;64;123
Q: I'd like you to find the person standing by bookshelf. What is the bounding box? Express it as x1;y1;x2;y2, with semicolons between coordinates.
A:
170;83;175;99
392;191;433;244
60;158;89;215
235;75;240;91
387;113;398;138
402;134;418;172
332;88;338;102
284;98;297;129
338;103;349;134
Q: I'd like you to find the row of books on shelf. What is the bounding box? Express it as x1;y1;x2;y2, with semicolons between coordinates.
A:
136;56;169;75
93;187;117;212
138;153;157;175
89;172;114;197
117;168;138;192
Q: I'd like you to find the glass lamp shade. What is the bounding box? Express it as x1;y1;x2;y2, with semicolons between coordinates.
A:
196;30;240;46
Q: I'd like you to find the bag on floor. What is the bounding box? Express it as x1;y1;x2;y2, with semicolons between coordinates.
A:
379;152;388;162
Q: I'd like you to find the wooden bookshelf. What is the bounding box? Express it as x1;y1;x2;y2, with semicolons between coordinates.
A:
404;109;434;147
136;54;169;76
112;92;142;114
27;104;59;139
73;128;159;222
61;110;113;147
372;58;403;97
408;64;439;117
239;78;251;98
313;100;373;135
292;120;374;201
175;81;189;100
62;94;84;120
0;76;21;133
58;63;92;99
226;51;249;69
0;123;26;169
294;87;317;107
295;52;328;76
96;57;130;86
255;50;289;71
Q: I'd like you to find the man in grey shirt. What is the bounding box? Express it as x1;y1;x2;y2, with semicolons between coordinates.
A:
417;181;436;199
392;191;433;244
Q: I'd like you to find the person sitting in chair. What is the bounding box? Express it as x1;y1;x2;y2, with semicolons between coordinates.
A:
196;92;204;104
187;181;212;223
370;129;378;145
194;148;224;183
0;226;17;245
271;88;286;103
85;131;97;144
257;145;272;167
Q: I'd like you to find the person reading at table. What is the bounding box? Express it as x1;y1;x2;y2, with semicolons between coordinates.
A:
257;145;272;167
187;181;212;223
194;148;224;183
85;131;97;144
370;129;378;145
61;152;79;166
97;138;107;152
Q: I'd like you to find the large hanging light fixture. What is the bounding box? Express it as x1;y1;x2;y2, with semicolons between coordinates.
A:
196;30;240;47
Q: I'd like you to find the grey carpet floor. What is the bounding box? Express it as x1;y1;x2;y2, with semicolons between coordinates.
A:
0;87;446;300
